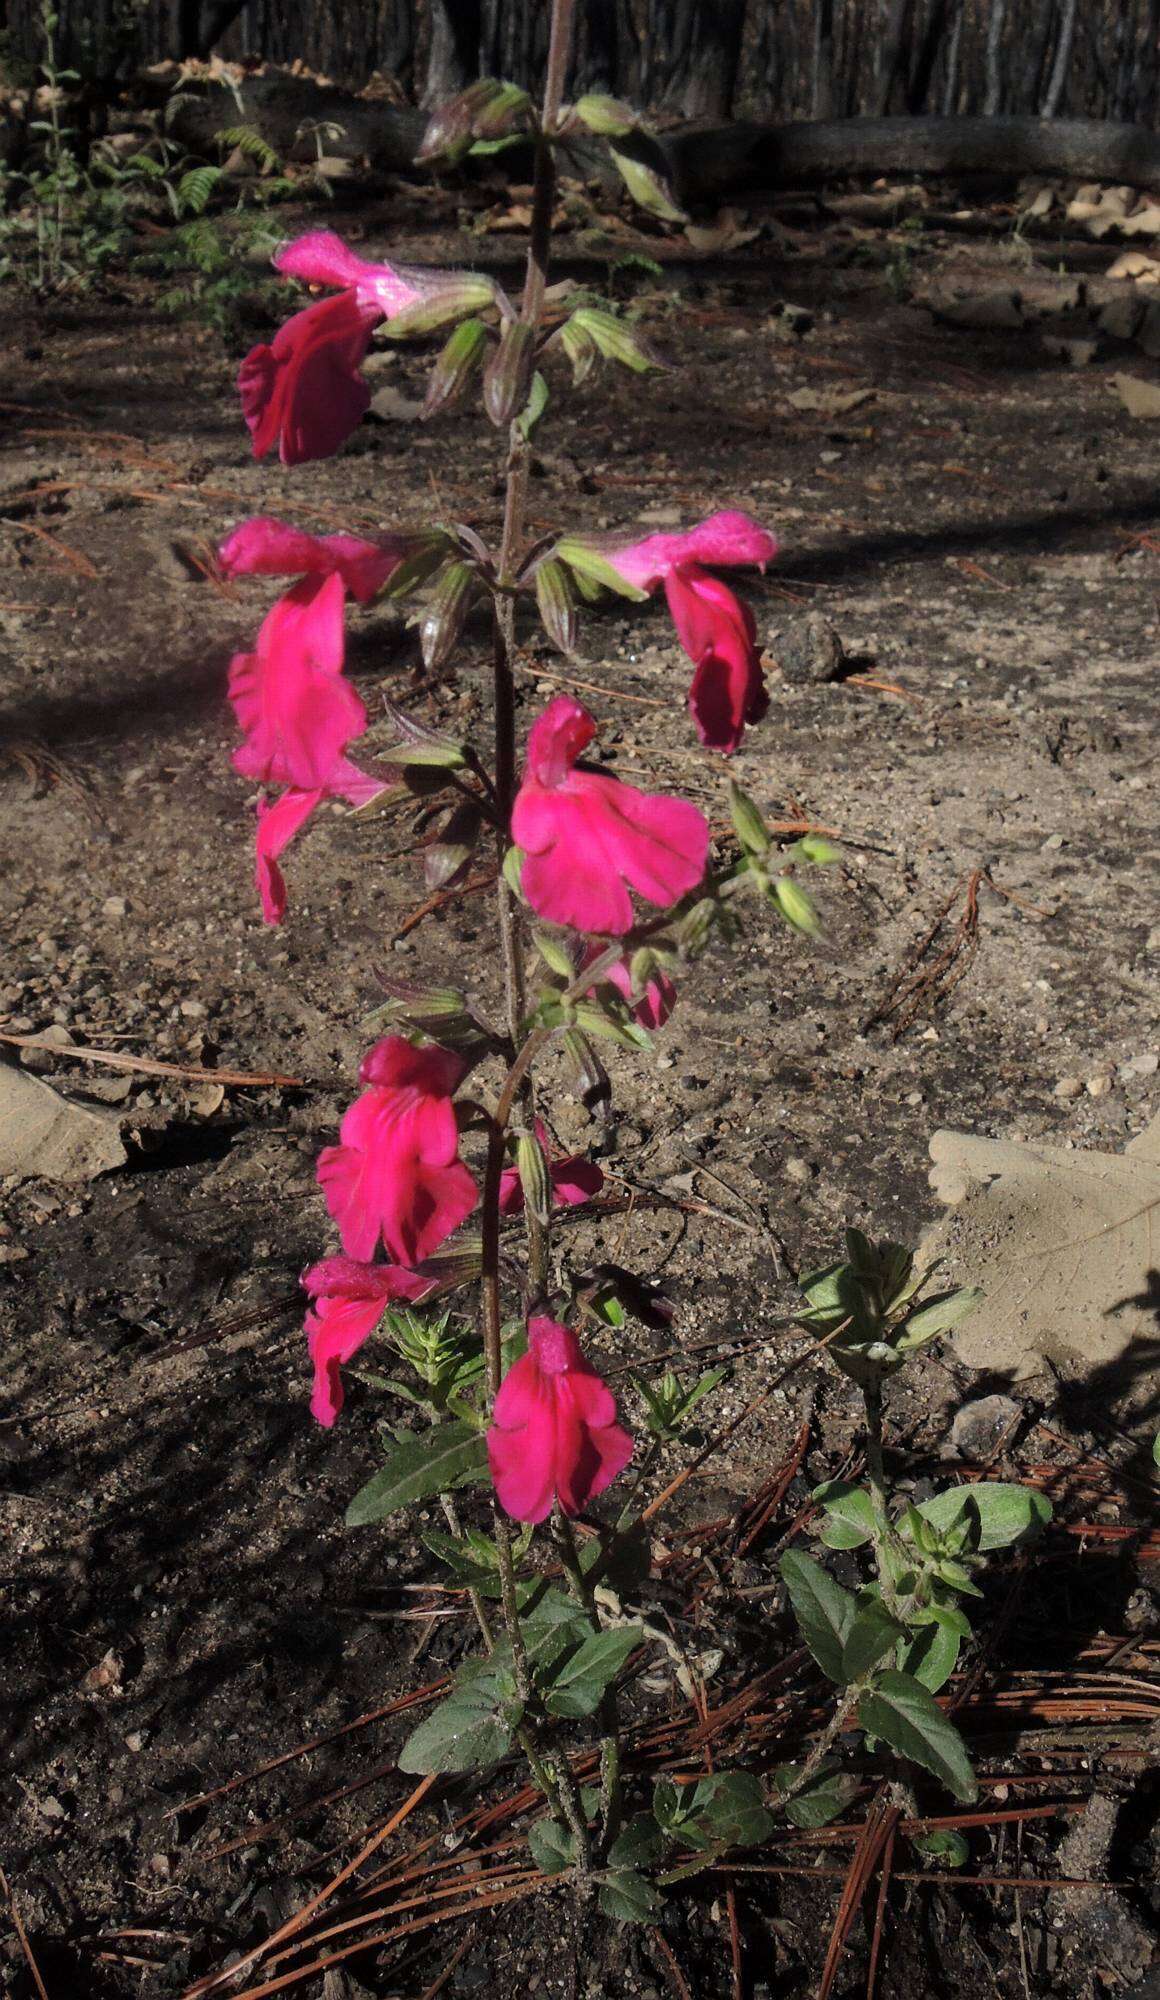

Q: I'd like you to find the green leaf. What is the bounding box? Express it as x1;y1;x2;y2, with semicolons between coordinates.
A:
598;1867;661;1923
773;1760;861;1829
896;1286;983;1350
516;369;549;441
607;1813;664;1869
686;1771;773;1849
910;1827;970;1867
857;1670;977;1802
554;535;650;602
899;1617;962;1694
541;1625;641;1719
779;1551;857;1682
398;1684;521;1774
915;1482;1051;1552
813;1481;879;1549
608;132;687;224
345;1420;488;1526
842;1601;907;1681
652;1776;682;1830
528;1817;577;1875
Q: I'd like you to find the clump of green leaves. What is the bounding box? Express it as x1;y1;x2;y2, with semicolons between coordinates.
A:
796;1228;983;1387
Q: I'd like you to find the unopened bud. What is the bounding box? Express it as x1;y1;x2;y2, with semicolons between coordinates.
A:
417;79;532;166
383;274;500;339
797;833;842;865
571;93;637;137
534;931;575;980
422;317;489;420
483;319;536;427
677;897;717;957
728;781;770;858
609;133;687;224
379;530;455;601
629;947;659;992
514;1128;552;1226
571;305;665;373
558;315;597;385
773;876;820;936
420;560;478;672
534;557;578;655
502;843;527;900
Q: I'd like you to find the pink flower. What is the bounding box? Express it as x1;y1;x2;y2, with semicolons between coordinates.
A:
582;948;677;1031
316;1037;478;1267
238;231;444;465
239;288;379;466
487;1316;633;1523
273;229;428;319
219;515;407;602
511;696;709;935
303;1255;436;1427
603;511;777;754
227;569;389;923
499;1118;604;1216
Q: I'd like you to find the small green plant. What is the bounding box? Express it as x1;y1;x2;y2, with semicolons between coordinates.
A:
146;210;285;343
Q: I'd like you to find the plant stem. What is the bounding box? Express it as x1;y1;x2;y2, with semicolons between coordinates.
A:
863;1378;888;1513
770;1678;865;1809
552;1507;623;1853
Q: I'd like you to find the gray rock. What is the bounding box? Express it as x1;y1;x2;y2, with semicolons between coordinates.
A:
773;612;846;685
949;1394;1021;1461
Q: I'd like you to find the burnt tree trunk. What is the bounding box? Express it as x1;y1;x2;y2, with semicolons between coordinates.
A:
422;0;481;105
873;0;912;117
983;0;1007;114
812;0;836;120
1041;0;1079;116
907;0;952;114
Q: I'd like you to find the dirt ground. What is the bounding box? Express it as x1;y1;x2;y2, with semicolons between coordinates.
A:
1;181;1158;1998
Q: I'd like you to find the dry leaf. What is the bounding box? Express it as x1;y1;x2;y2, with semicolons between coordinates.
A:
1106;250;1160;284
786;385;875;417
919;1111;1160;1377
0;1062;126;1181
369;383;424;422
684;207;760;254
1112;372;1160;417
1119;201;1160;238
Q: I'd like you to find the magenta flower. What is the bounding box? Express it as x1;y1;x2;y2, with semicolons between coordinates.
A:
487;1316;633;1523
238;231;452;465
583;947;677;1031
316;1037;478;1267
273;229;428;319
499;1117;604;1217
511;695;709;935
227;569;389;923
603;511;777;754
239;288;380;466
303;1255;436;1427
219;514;407;603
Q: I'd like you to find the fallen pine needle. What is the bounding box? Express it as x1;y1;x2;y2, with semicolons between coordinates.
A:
0;1030;306;1089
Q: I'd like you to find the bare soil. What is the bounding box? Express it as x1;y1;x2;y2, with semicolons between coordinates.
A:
1;185;1158;1998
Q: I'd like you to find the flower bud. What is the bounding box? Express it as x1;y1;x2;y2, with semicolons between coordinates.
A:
609;133;687;224
773;876;820;936
571;93;638;137
677;897;717;957
368;980;474;1039
420;560;479;672
534;931;576;980
417;78;532;166
379;530;456;601
557;315;597;385
383;274;500;339
728;781;770;859
502;843;527;900
422;316;489;420
534;557;578;655
554;534;649;602
424;800;482;891
483;319;536;427
514;1128;553;1227
797;833;842;865
570;306;665;374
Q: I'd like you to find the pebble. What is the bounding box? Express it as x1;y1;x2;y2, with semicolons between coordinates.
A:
1123;1051;1158;1077
1146;927;1160;951
783;1156;814;1184
102;896;128;919
950;1393;1020;1460
1053;1077;1083;1099
179;999;207;1020
1086;1072;1113;1097
1041;832;1066;852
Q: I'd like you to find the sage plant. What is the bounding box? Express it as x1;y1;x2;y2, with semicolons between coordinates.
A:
209;0;1043;1914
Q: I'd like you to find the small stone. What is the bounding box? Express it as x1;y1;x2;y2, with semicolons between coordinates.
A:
1123;1051;1158;1076
124;1730;146;1753
179;998;207;1020
1146;927;1160;951
1054;1077;1083;1099
102;896;128;919
1040;832;1066;852
783;1156;814;1185
772;611;846;685
1086;1072;1113;1097
905;1089;924;1106
950;1394;1020;1461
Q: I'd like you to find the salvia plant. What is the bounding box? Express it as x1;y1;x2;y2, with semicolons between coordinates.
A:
207;0;1052;1920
